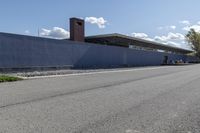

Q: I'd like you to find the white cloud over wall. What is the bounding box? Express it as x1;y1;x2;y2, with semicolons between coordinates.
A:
85;17;108;29
40;27;69;39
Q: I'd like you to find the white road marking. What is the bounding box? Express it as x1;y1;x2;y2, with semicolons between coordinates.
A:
24;66;174;79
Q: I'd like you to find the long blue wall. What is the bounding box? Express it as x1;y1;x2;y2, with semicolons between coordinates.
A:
0;32;195;69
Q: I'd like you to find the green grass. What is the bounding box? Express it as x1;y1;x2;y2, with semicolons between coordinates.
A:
0;75;22;83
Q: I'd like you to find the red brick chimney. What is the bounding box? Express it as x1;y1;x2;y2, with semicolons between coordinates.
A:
70;18;85;42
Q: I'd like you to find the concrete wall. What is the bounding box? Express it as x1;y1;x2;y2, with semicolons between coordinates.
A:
0;32;194;70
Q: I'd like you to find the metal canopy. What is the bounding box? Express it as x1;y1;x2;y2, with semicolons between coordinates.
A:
85;33;193;54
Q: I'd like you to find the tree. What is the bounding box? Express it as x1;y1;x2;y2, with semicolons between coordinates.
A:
186;29;200;57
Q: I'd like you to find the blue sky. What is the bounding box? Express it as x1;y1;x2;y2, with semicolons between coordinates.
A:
1;0;200;49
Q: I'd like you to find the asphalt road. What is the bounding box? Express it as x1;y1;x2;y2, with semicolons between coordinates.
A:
1;65;200;133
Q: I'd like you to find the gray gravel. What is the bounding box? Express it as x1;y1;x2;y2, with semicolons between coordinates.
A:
4;69;107;77
0;65;200;133
3;66;159;77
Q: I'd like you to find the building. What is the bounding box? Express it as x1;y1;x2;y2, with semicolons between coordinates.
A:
0;18;198;71
69;18;192;55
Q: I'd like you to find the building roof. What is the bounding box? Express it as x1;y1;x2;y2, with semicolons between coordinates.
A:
85;33;193;54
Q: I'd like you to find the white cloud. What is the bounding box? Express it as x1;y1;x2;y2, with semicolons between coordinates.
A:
157;27;164;30
179;20;190;25
154;36;167;42
85;17;108;29
168;33;185;40
24;30;30;35
130;20;196;49
183;24;200;32
182;21;200;32
154;32;185;42
157;25;176;30
144;38;155;41
182;26;190;31
40;27;69;39
130;32;186;48
153;32;188;48
131;32;154;41
131;32;148;38
170;25;176;30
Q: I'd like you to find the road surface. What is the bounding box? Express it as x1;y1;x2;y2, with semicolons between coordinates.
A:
0;65;200;133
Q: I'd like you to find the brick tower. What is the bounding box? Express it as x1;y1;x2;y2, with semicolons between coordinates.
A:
70;18;85;42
